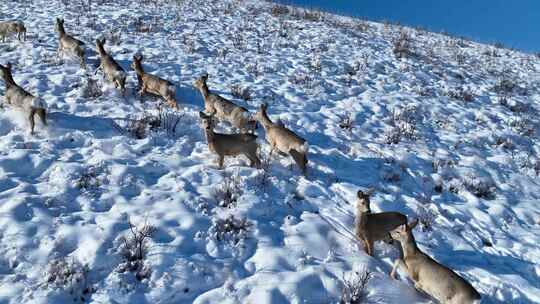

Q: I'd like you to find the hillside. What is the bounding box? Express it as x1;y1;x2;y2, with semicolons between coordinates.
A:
0;0;539;303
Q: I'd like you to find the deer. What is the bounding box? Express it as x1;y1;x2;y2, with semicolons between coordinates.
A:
54;18;85;67
199;111;261;169
390;219;482;304
254;103;308;175
0;21;26;42
355;189;408;256
95;38;126;94
193;74;256;133
0;62;47;134
131;54;177;109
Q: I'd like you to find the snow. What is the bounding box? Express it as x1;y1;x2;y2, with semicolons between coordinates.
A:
1;0;540;303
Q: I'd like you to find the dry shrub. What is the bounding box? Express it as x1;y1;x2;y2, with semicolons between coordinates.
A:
81;77;102;99
393;31;414;59
113;107;183;139
212;172;243;208
117;218;155;281
231;84;252;101
340;268;373;304
417;206;436;232
209;215;251;244
271;4;289;17
46;257;94;303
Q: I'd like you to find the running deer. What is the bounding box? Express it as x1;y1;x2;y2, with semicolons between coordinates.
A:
95;38;126;94
254;103;308;175
131;54;177;109
355;189;407;256
0;21;26;42
55;18;85;67
199;111;261;169
0;63;47;134
390;220;481;304
193;74;256;133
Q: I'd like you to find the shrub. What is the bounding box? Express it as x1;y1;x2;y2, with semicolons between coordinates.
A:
231;84;252;101
113;107;183;139
393;31;413;59
417;206;436;232
338;113;355;132
445;86;475;102
81;77;102;99
461;174;496;200
290;7;323;22
212;172;243;208
339;268;373;304
256;151;273;191
209;215;251;244
383;105;421;144
46;257;94;303
271;4;289;17
117;218;155;281
76;164;108;193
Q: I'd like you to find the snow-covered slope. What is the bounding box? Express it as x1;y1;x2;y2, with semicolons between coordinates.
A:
0;0;539;303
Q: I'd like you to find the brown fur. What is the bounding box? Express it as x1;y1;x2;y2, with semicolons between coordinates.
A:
355;190;407;256
0;21;26;42
199;112;261;169
254;103;308;175
0;63;47;134
131;54;177;109
390;220;481;304
95;38;126;94
55;18;85;67
193;74;256;133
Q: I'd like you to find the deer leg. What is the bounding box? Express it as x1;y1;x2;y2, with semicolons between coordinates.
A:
139;83;147;96
29;109;36;134
390;258;406;279
217;155;224;169
79;52;85;68
268;145;275;159
37;108;47;126
366;238;374;256
290;149;307;175
245;151;261;169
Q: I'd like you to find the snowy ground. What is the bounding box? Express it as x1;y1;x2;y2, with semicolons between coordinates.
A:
0;0;539;303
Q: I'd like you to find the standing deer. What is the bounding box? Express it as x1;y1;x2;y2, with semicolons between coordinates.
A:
193;74;256;133
131;54;177;109
254;103;308;175
55;18;85;67
355;189;407;256
95;38;126;94
199;111;261;169
0;63;47;134
390;220;481;304
0;21;26;42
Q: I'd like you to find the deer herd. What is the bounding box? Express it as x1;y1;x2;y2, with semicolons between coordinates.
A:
0;17;482;303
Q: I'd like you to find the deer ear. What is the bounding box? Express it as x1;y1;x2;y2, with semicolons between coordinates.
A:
357;190;364;198
408;218;419;231
201;73;208;81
